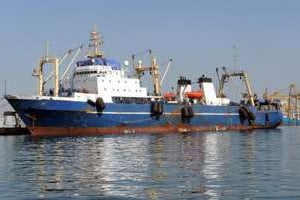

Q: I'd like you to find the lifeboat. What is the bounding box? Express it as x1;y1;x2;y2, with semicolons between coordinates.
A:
185;91;203;99
164;92;176;101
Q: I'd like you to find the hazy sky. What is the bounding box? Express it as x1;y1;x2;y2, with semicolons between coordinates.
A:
1;0;300;104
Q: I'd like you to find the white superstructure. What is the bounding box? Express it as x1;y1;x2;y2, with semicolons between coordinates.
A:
198;76;230;106
71;61;148;103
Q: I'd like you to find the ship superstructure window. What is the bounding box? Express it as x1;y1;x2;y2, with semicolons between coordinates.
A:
75;70;98;75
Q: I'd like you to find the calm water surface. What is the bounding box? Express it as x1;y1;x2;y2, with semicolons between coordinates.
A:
1;127;300;199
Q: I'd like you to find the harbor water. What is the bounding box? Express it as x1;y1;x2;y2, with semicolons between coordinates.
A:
1;127;300;199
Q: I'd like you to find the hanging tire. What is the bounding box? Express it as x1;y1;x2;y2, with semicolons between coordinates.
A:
150;101;163;118
241;106;255;120
95;97;105;112
181;106;189;116
87;99;96;107
181;105;194;124
239;107;248;119
187;106;194;118
239;106;255;125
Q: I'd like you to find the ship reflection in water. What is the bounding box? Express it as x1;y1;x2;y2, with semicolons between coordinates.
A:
1;128;300;199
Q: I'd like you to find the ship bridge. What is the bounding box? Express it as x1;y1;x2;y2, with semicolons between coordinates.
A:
76;58;121;70
72;59;148;102
74;58;123;79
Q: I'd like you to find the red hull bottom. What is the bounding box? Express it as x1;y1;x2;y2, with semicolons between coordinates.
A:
28;123;280;136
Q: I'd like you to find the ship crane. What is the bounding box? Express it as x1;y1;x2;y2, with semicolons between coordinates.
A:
32;45;83;96
160;58;172;86
217;67;255;106
287;84;300;119
43;48;73;83
60;45;83;81
32;50;60;97
132;49;162;96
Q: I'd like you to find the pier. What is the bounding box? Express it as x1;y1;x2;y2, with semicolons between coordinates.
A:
0;111;30;135
0;127;30;135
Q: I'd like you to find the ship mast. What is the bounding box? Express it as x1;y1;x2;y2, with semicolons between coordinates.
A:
87;25;104;58
150;50;161;96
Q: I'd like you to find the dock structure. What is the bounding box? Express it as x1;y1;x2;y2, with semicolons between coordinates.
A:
0;127;30;135
264;84;300;125
0;111;30;135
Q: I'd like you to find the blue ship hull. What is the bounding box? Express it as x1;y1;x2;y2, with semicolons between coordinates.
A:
5;95;282;136
282;116;300;126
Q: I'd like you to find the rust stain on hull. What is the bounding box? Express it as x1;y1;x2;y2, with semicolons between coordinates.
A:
28;123;281;137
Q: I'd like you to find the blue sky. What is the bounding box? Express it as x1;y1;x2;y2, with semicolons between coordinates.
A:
0;0;300;102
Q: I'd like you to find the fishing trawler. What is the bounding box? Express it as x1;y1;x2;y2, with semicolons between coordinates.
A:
5;27;282;136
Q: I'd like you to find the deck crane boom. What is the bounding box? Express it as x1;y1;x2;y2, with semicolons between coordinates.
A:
217;67;255;106
43;48;73;83
60;45;83;81
160;58;172;86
